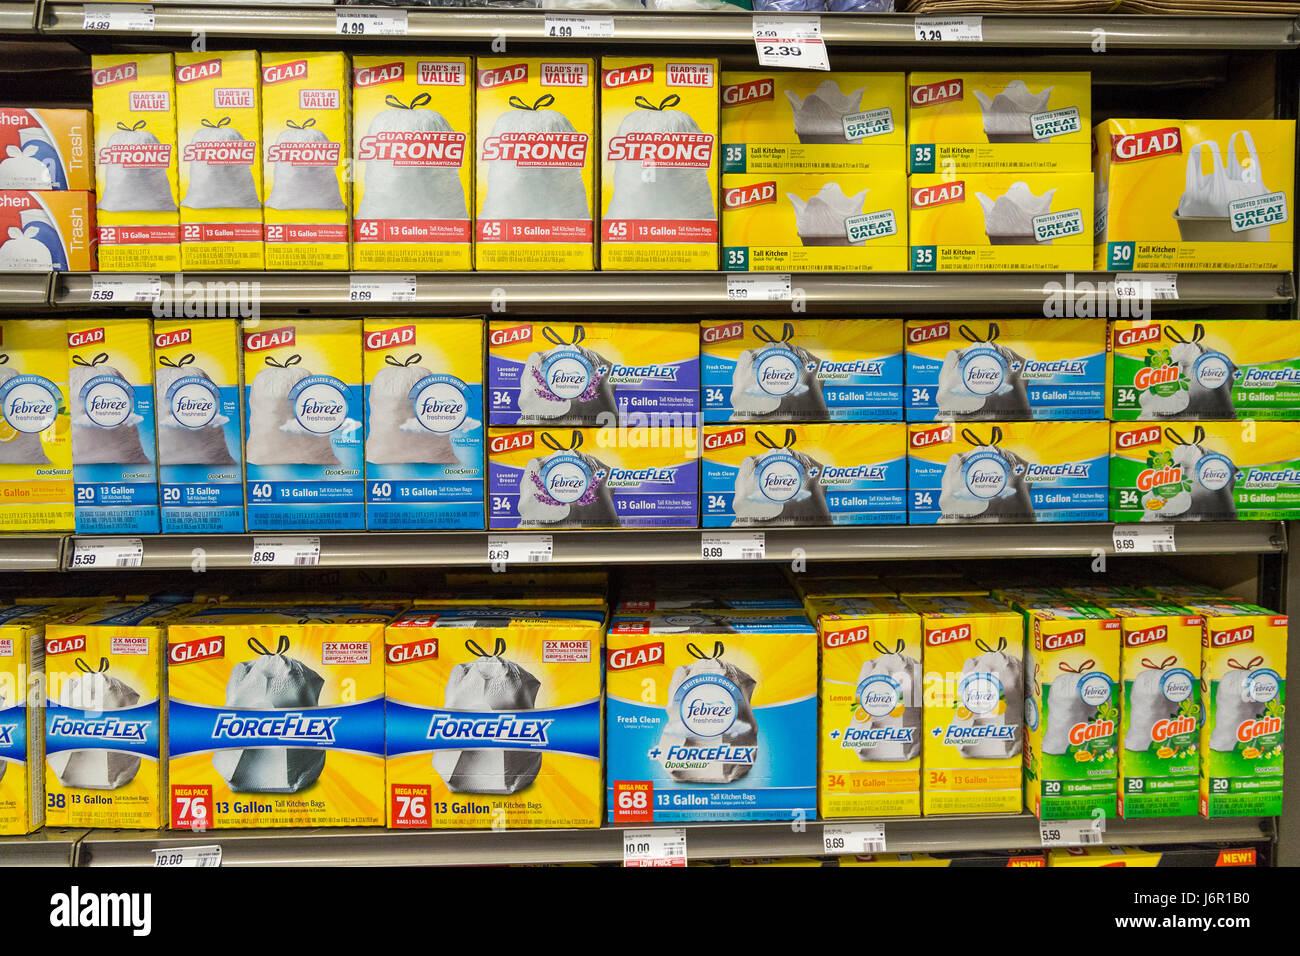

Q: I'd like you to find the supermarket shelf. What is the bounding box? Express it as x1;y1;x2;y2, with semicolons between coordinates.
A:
0;535;65;572
0;830;86;867
0;273;52;311
48;271;1297;316
34;7;1300;49
72;815;1272;866
0;1;36;32
62;522;1285;571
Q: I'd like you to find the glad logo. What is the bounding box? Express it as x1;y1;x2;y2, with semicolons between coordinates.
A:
154;328;191;350
1067;719;1114;746
386;638;438;664
67;327;105;349
489;431;533;454
722;78;773;107
263;60;308;85
1134;365;1178;391
244;326;294;352
489;324;531;348
478;63;527;89
910;424;953;448
910;181;965;209
1238;715;1282;743
1152;714;1195;742
723;181;776;209
1043;629;1086;651
703;427;746;451
1112;126;1182;163
176;58;221;85
1212;626;1254;648
908;322;950;344
702;322;743;344
92;62;137;87
1125;625;1168;647
168;635;224;665
364;325;416;351
926;624;970;646
910;79;962;107
44;635;86;656
354;62;404;88
1117;425;1162;449
1116;324;1162;348
603;63;653;89
824;626;870;649
607;641;664;671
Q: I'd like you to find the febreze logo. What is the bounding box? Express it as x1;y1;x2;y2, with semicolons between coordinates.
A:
1068;719;1114;746
478;63;527;89
1043;629;1086;650
1152;714;1195;742
926;624;970;646
1212;626;1255;648
364;324;415;351
703;427;746;451
1117;425;1162;449
910;424;953;448
603;63;653;89
1112;126;1182;163
489;431;533;454
489;324;531;348
1116;324;1161;348
67;327;104;349
722;78;773;107
168;635;224;665
262;60;308;86
386;637;438;664
154;328;191;350
607;641;664;671
723;181;776;209
910;78;962;107
1238;715;1282;743
354;62;404;88
908;322;950;344
213;712;338;743
45;634;86;656
244;326;294;352
824;626;870;649
702;322;743;345
911;181;965;208
176;59;221;85
92;62;137;87
1125;625;1168;647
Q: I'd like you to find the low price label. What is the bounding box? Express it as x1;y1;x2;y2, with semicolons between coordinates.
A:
823;824;886;855
1040;819;1105;847
349;274;416;303
726;274;791;302
89;274;161;303
701;532;765;561
251;536;321;567
70;538;144;569
83;3;154;31
623;827;687;867
1113;273;1178;301
487;534;553;565
914;16;983;42
752;17;831;72
1113;524;1176;554
336;9;408;35
544;15;614;38
152;845;221;868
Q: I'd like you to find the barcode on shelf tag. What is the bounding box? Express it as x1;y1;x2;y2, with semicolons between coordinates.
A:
335;8;408;35
1112;524;1176;554
823;824;886;855
89;274;161;303
913;16;982;42
544;14;614;38
1040;819;1105;847
251;537;321;567
701;533;765;561
726;274;791;302
83;3;154;31
69;538;144;570
752;17;830;72
348;274;416;303
487;534;553;565
153;845;221;868
1113;273;1178;301
623;827;687;867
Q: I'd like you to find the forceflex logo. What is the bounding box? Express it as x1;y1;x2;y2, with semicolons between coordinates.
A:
50;887;151;937
426;712;552;746
212;712;337;743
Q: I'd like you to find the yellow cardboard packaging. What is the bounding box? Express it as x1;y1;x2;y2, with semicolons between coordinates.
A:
0;605;55;834
907;595;1024;815
476;58;596;271
600;57;719;271
91;54;181;271
174;50;264;270
0;319;72;532
353;55;472;271
1094;119;1295;271
261;52;351;270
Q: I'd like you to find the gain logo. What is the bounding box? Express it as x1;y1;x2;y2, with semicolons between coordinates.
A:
166;376;219;430
0;374;60;433
409;375;469;435
757;453;802;502
677;673;740;738
289;375;349;435
539;453;593;504
80;375;133;428
963;450;1011;500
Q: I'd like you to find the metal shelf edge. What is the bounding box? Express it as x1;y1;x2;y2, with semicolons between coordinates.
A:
0;535;70;572
0;1;37;32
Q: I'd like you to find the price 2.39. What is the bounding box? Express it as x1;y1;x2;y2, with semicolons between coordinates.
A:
758;43;805;57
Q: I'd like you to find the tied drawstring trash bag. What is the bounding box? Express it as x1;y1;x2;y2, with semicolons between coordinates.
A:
730;321;828;421
155;352;235;466
785;81;866;145
181;116;260;210
1041;659;1099;755
432;637;543;794
1125;656;1195;752
517;326;616;424
48;658;141;790
70;353;149;466
658;641;758;783
517;430;618;527
0;354;54;465
852;638;921;761
366;352;458;465
0;141;57;190
1141;426;1237;522
212;636;327;793
973;80;1053;144
266;118;345;212
938;426;1035;523
1210;655;1269;752
97;120;178;213
787;183;868;246
605;94;716;224
731;427;830;526
358;93;468;222
1138;323;1238;421
480;94;590;222
935;322;1032;420
1176;131;1272;242
953;636;1023;759
0;224;53;272
245;354;339;466
978;181;1056;245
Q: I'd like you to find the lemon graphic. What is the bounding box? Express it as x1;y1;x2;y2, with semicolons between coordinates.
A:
889;703;905;719
0;420;16;443
995;699;1007;715
955;706;973;720
854;707;869;722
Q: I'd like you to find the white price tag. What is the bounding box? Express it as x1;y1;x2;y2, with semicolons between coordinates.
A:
701;533;765;561
336;9;408;36
487;534;553;565
83;3;154;31
69;538;144;570
544;14;614;38
251;536;321;567
1112;524;1176;554
752;16;830;72
153;845;222;867
1040;819;1105;847
348;274;417;303
1113;273;1178;301
726;274;791;302
89;274;161;303
914;16;982;42
623;827;687;867
823;824;886;855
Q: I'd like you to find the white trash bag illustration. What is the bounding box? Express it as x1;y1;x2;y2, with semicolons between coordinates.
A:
244;354;340;466
658;641;758;783
953;636;1023;759
516;325;616;424
358;93;468;222
1041;658;1100;755
1175;131;1272;242
1125;655;1194;752
0;224;53;272
0;125;69;189
785;80;867;145
0;355;54;465
516;430;618;527
606;94;716;223
366;352;459;465
938;426;1036;523
787;183;868;247
97;120;178;213
212;636;327;793
730;321;828;421
432;637;543;794
265;118;345;212
480;94;590;222
934;322;1032;420
977;181;1056;245
1140;426;1237;522
70;352;149;466
1137;323;1238;421
974;80;1053;144
155;352;235;466
1209;655;1271;752
48;657;141;790
731;427;830;526
181;116;260;210
851;638;921;761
